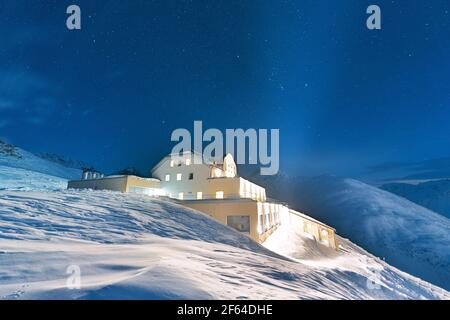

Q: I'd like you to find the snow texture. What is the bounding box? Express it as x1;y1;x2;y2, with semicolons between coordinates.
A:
0;144;449;299
0;190;448;300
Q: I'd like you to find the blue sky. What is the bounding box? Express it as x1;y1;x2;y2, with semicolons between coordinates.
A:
1;1;449;177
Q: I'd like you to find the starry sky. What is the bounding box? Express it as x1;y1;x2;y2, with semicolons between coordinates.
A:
1;0;450;178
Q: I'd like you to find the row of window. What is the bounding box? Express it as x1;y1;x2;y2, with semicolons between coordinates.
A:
177;191;224;200
170;158;191;167
164;173;194;182
257;210;281;234
239;179;267;201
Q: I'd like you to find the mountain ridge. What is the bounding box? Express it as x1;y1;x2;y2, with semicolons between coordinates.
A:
251;174;450;291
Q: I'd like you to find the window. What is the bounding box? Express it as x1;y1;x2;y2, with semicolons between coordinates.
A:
185;158;191;166
197;192;203;200
216;191;224;199
178;192;184;200
165;174;170;182
227;216;250;233
189;173;194;180
170;160;175;167
177;173;182;181
128;186;154;196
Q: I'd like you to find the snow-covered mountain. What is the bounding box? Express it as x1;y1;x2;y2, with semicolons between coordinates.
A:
0;189;448;300
252;174;450;292
361;157;450;185
35;153;88;172
0;144;449;299
0;140;81;191
381;179;450;219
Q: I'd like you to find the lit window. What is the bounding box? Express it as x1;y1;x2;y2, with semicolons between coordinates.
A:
170;160;175;167
177;173;182;181
216;191;224;199
178;192;184;200
197;192;203;200
165;174;170;182
185;158;191;166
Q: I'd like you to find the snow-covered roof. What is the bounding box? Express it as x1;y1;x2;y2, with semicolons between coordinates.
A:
289;209;336;231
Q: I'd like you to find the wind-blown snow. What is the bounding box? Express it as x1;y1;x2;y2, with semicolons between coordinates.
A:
256;175;450;292
0;190;448;300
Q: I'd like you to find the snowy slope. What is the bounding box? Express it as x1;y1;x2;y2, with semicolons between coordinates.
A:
255;175;450;292
0;140;81;180
0;166;69;191
381;179;450;219
0;190;448;300
0;143;449;299
0;140;81;191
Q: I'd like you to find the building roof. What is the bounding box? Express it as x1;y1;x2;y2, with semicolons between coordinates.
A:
289;209;336;231
70;175;160;183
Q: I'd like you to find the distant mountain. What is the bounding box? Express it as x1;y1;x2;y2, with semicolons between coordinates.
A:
381;179;450;219
0;139;82;191
362;157;450;185
0;139;82;180
251;174;450;291
36;152;89;171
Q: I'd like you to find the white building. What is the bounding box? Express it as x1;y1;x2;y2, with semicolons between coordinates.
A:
68;151;337;248
150;151;337;247
151;152;266;202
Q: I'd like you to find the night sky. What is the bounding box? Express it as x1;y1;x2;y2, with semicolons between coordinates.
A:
1;1;449;177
